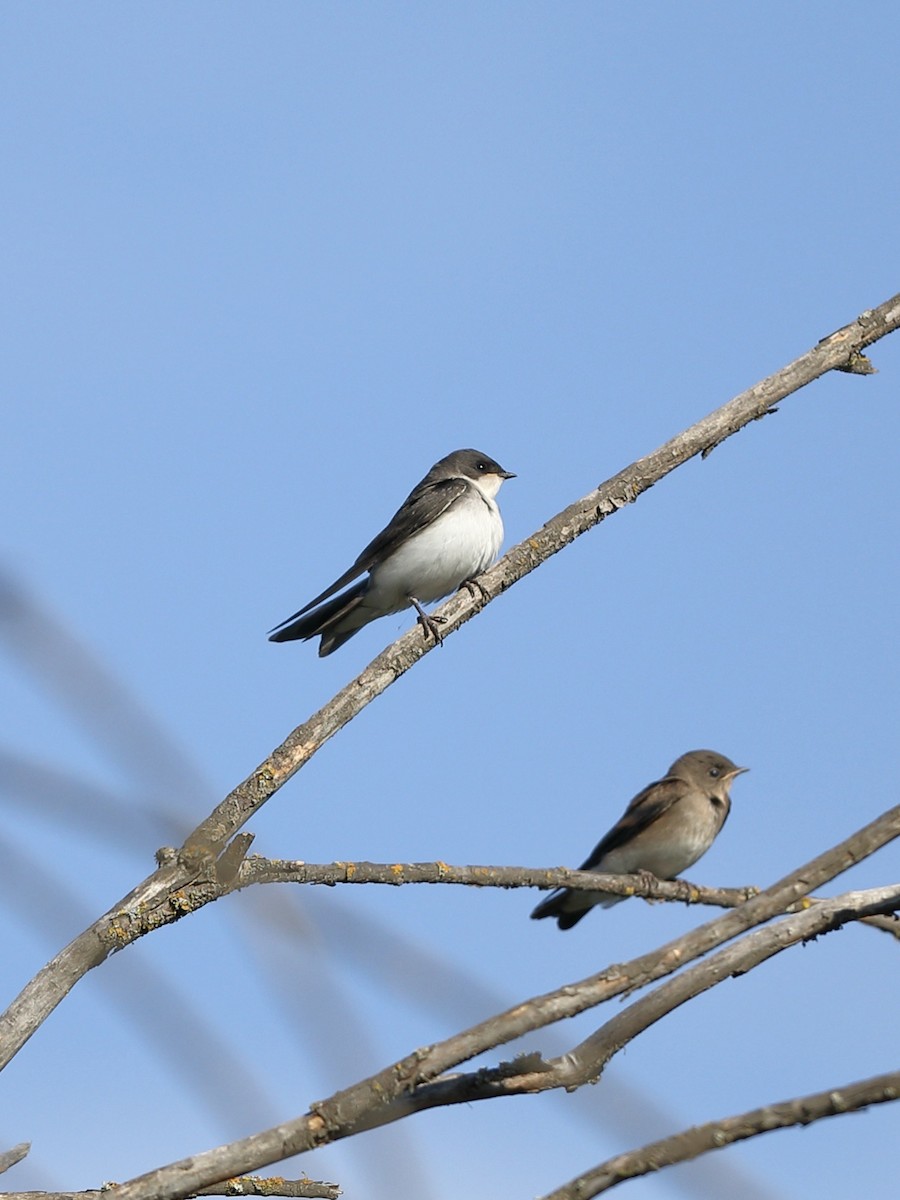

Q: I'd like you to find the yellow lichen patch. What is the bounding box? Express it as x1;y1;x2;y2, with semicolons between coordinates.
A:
168;890;193;915
106;919;131;946
390;863;405;877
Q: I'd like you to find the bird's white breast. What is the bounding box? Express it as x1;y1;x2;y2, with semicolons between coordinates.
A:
367;490;504;610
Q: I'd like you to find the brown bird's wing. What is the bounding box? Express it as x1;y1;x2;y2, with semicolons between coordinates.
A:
578;776;689;870
269;476;470;630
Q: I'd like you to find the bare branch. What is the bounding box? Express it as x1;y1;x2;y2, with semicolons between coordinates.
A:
195;1177;341;1198
488;885;900;1093
234;857;758;908
538;1070;900;1199
306;885;900;1123
0;1142;30;1175
1;1182;339;1200
0;853;219;1071
232;857;898;936
859;912;900;938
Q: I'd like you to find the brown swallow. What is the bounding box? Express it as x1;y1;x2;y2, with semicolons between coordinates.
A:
531;749;748;930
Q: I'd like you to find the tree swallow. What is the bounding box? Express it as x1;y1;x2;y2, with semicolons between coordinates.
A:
531;750;748;929
269;448;516;656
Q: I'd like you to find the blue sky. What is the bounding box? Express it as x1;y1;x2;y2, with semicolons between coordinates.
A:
1;5;898;1198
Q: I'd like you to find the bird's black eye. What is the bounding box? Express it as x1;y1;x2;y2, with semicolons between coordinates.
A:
476;461;489;472
709;766;721;778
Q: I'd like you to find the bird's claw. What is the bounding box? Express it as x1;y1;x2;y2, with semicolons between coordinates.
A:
635;869;664;903
417;612;445;646
461;576;491;603
672;877;695;904
409;597;446;647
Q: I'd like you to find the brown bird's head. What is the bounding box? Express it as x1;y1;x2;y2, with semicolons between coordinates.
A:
668;749;749;798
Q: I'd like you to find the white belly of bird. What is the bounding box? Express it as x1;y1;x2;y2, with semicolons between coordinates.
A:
366;498;504;613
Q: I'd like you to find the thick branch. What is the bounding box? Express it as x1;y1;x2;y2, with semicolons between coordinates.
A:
2;1183;339;1200
196;1178;340;1199
0;855;211;1070
0;1143;30;1175
539;1070;900;1199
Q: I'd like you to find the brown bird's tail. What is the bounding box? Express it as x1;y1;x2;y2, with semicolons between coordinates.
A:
531;886;625;929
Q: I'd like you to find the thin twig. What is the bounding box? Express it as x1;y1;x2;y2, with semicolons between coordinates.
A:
231;858;900;937
538;1070;900;1199
234;857;757;907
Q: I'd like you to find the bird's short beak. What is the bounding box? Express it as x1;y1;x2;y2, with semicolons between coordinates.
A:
500;469;517;480
729;766;750;778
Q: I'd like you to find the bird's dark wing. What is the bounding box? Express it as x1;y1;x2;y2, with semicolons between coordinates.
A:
269;476;470;632
578;776;688;869
355;474;471;569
